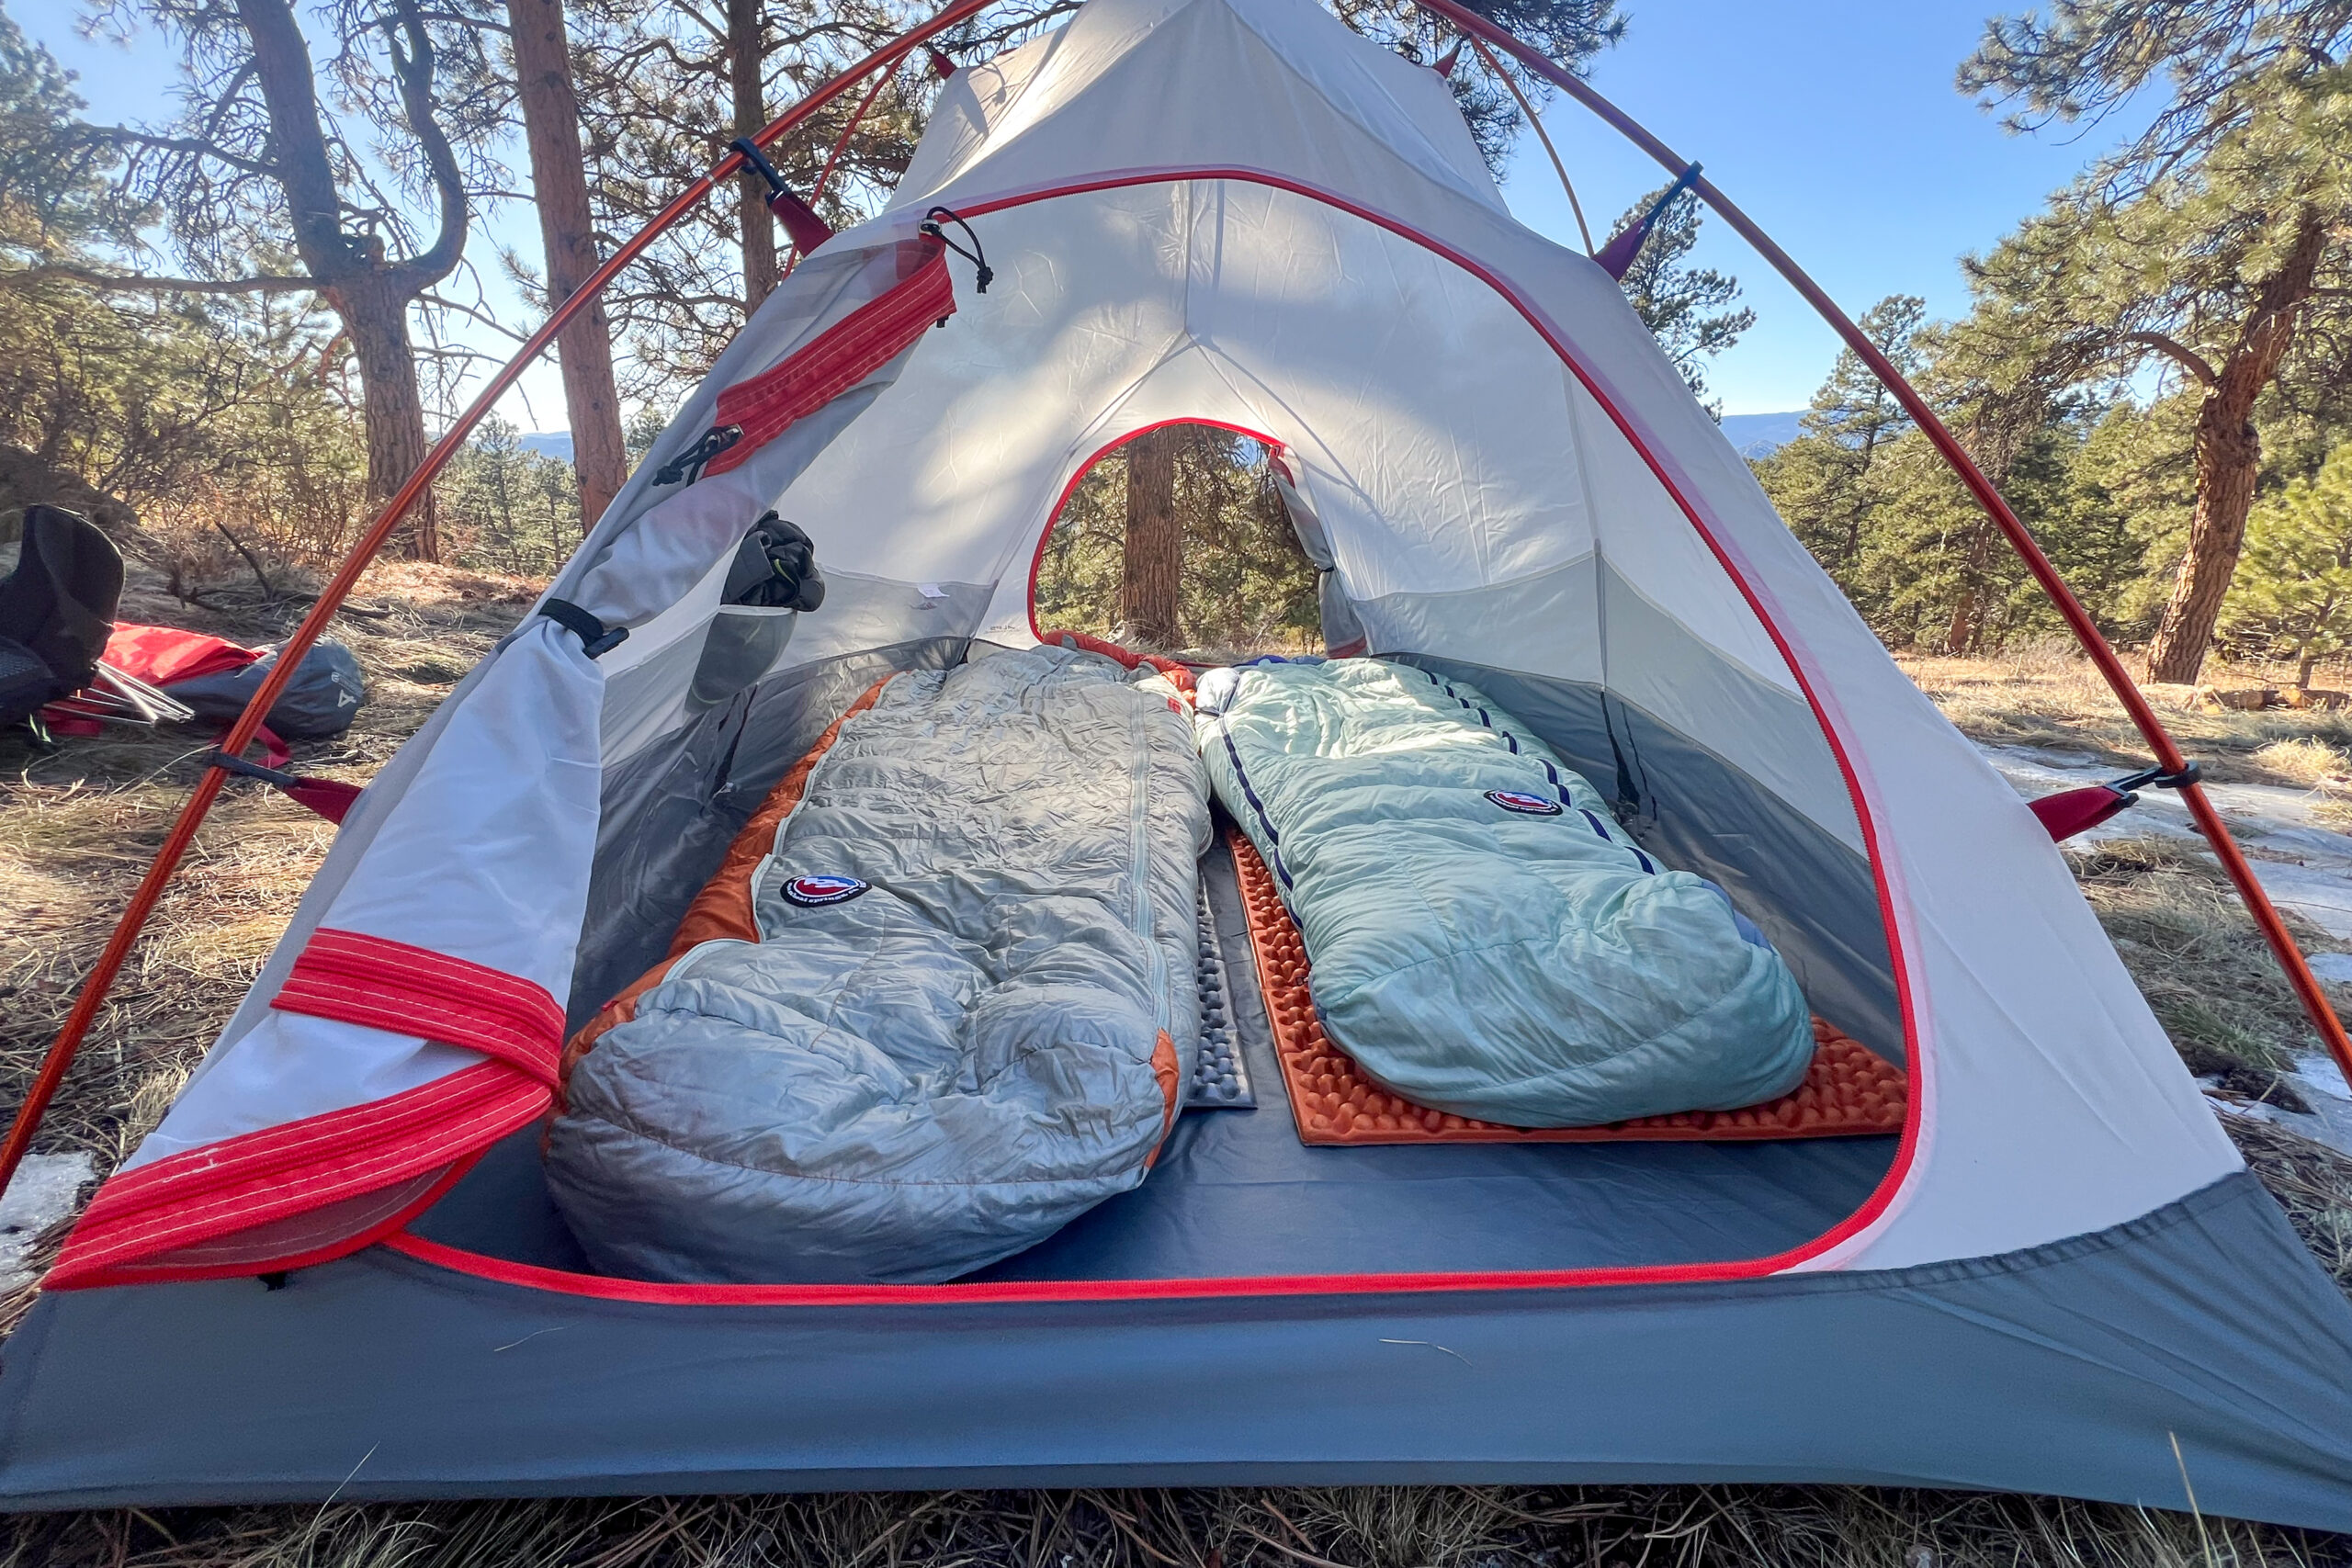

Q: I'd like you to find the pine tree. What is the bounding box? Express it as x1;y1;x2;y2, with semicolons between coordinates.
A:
1757;295;1924;587
1607;185;1753;412
1960;0;2352;681
2222;442;2352;690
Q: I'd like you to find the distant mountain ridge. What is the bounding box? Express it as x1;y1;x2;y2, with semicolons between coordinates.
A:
518;431;574;461
1718;411;1805;458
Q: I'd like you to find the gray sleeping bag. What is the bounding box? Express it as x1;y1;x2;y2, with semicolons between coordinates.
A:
1197;657;1815;1128
548;645;1210;1283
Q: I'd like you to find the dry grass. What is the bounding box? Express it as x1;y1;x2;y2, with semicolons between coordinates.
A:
1896;642;2352;793
6;616;2352;1558
2071;836;2335;1088
2;1484;2344;1568
2224;1113;2352;1291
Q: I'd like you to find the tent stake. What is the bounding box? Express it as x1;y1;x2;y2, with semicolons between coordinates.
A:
1410;0;2352;1099
0;0;1003;1201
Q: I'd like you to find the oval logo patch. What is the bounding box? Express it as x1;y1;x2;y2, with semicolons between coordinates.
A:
1485;789;1563;816
783;874;870;907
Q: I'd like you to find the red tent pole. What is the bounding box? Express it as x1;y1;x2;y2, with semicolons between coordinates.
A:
1418;0;2352;1095
0;0;1001;1200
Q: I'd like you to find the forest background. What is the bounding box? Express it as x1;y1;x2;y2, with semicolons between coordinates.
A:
2;0;2350;685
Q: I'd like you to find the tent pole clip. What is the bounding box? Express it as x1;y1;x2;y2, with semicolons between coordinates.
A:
652;424;741;487
920;207;992;294
539;599;629;659
728;136;791;200
2108;760;2201;795
207;750;301;788
2028;758;2202;843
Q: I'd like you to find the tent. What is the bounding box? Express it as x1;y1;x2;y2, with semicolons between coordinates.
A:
7;0;2352;1523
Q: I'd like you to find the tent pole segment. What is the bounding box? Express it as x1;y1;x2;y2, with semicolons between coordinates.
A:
1465;36;1590;254
0;0;1002;1201
1408;0;2352;1096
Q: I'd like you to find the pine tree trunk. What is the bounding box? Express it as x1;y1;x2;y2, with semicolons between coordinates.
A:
236;0;466;563
2146;389;2263;683
2145;209;2327;684
729;0;778;313
508;0;628;529
1122;426;1183;649
334;273;440;562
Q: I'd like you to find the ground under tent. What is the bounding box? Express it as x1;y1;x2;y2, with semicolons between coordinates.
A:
7;0;2352;1528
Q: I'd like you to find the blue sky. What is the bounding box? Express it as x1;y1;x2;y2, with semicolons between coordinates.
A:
1500;0;2133;412
22;0;2131;423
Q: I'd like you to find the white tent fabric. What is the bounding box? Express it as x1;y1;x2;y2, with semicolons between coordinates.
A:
80;0;2243;1287
121;620;602;1170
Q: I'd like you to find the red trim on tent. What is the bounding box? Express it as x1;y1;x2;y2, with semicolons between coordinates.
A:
48;1063;544;1290
55;1156;482;1290
962;170;1924;1269
706;241;956;478
38;168;1925;1304
271;928;565;1087
383;1215;1894;1306
47;931;564;1289
385;175;1923;1305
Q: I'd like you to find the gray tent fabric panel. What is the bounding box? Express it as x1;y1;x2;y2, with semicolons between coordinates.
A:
4;1175;2352;1524
1271;466;1365;655
1352;557;1600;692
1400;655;1903;1060
567;639;966;1027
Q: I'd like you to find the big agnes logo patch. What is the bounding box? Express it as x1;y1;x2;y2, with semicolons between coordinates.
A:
782;874;870;907
1484;789;1563;816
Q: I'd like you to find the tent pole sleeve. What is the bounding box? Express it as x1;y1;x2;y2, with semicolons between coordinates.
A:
0;0;1003;1202
1407;0;2352;1099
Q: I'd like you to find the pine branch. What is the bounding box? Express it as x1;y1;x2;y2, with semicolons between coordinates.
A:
2117;329;2221;388
0;264;319;296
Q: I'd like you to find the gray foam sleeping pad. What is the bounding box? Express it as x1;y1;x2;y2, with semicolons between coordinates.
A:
548;644;1210;1284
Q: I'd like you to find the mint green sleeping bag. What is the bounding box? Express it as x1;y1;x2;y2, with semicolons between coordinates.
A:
1195;658;1815;1128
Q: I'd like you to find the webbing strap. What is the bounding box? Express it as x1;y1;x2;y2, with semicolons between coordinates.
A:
539;598;628;658
272;928;564;1085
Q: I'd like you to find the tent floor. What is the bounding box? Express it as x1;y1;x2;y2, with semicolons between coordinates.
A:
410;833;1897;1282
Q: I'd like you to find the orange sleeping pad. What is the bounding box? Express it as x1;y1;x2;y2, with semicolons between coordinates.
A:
1225;826;1907;1147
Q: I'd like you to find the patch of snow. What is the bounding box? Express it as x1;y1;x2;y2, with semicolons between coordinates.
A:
2214;1055;2352;1159
2307;952;2352;985
1977;742;2352;940
0;1152;95;1295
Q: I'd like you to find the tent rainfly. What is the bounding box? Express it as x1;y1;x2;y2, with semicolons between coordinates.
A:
6;0;2352;1524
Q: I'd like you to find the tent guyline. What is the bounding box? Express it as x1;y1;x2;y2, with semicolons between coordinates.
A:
0;0;2345;1219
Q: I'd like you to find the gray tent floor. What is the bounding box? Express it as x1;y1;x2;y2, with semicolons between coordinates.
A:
411;834;1896;1282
